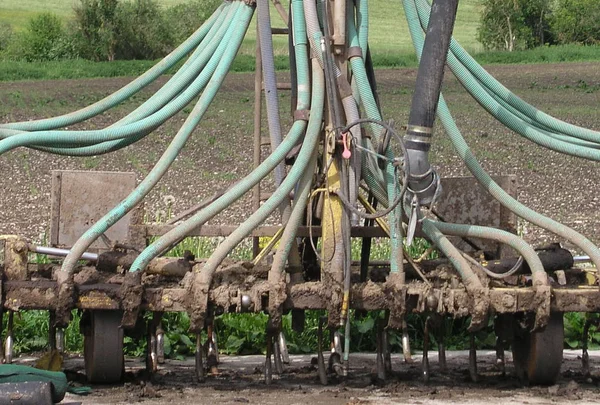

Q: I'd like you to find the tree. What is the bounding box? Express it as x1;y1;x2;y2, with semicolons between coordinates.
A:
477;0;553;51
73;0;119;61
552;0;600;45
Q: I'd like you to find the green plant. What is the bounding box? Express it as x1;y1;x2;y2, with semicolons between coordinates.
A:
0;310;84;355
6;13;74;61
72;0;120;61
0;22;13;55
114;0;174;61
477;0;553;51
551;0;600;45
564;312;600;349
165;0;221;46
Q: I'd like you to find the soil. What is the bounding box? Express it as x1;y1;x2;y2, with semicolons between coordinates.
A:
0;62;599;252
33;350;598;404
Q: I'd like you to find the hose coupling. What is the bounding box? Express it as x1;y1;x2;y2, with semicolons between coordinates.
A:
403;124;440;208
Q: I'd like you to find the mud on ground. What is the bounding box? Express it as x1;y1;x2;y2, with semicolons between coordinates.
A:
41;350;600;404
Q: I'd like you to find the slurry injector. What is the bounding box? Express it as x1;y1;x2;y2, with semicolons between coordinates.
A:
1;0;599;386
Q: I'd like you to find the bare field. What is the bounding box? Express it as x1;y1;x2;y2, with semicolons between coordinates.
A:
36;350;599;404
0;62;599;252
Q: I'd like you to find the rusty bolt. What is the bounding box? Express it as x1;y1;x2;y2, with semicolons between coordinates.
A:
241;295;252;310
501;294;515;309
426;294;438;310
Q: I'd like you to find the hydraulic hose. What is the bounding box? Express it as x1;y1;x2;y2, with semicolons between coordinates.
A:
414;0;600;144
0;2;227;132
59;3;254;277
403;0;458;206
403;0;600;269
429;220;548;287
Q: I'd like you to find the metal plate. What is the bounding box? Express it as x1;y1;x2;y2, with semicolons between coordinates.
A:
50;170;136;250
435;176;517;257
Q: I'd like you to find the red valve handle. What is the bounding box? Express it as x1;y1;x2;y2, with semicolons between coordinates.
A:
341;132;351;159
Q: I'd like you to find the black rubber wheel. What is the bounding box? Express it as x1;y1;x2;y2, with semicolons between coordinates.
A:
512;312;564;385
84;310;124;383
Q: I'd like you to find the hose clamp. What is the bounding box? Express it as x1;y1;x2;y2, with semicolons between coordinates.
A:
293;109;310;122
406;125;433;136
347;46;363;60
405;125;433;151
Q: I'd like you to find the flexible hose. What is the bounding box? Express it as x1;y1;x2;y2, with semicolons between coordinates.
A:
0;2;227;132
404;0;458;204
174;58;322;277
404;0;600;268
257;0;286;188
346;5;403;276
414;0;600;144
420;219;483;290
356;0;369;59
59;3;254;276
22;5;237;157
127;33;314;273
429;220;548;287
0;6;243;155
412;0;600;159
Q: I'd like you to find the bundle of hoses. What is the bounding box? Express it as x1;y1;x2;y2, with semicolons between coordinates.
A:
402;0;600;271
0;0;597;345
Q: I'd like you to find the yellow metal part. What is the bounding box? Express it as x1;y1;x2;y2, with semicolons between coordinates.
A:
321;132;347;324
252;227;285;266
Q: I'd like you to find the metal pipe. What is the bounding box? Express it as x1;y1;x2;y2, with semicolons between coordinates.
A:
574;255;592;264
31;245;98;261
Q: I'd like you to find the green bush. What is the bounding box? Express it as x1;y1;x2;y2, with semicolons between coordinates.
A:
551;0;600;45
114;0;174;60
165;0;222;46
6;13;75;62
478;0;553;51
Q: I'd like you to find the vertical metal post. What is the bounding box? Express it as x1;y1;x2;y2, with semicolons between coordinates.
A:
195;333;205;382
252;19;263;259
271;0;289;24
48;311;56;350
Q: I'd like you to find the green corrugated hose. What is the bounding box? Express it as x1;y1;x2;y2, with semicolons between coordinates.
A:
59;3;253;276
0;2;227;132
404;0;600;268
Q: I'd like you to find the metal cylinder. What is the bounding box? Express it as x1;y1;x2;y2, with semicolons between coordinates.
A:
32;245;98;261
0;381;54;405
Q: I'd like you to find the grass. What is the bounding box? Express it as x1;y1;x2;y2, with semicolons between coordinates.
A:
2;44;599;82
2;0;484;53
1;0;599;82
0;0;189;31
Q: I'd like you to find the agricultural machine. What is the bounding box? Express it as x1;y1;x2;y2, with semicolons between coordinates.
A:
0;0;599;388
